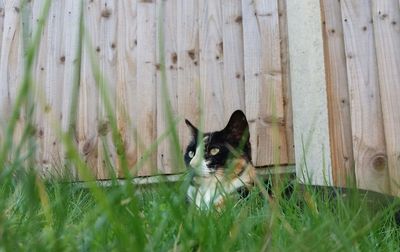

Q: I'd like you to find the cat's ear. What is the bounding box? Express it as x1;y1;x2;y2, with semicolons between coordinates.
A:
223;110;250;142
185;119;198;137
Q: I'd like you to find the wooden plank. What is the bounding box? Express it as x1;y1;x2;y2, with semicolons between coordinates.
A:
0;0;21;142
60;1;82;179
222;0;245;119
116;0;137;176
278;0;295;164
32;0;49;172
0;0;4;63
156;0;179;174
287;0;333;186
96;0;118;179
242;0;288;166
39;0;65;175
77;0;101;178
0;0;3;144
340;0;390;194
136;0;157;176
176;0;200;157
371;0;400;196
199;0;224;130
321;0;355;187
0;0;25;163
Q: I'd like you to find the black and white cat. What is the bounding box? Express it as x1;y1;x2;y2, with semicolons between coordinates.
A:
184;110;256;209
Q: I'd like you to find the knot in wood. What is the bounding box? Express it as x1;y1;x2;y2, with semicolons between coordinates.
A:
372;155;387;171
98;120;110;136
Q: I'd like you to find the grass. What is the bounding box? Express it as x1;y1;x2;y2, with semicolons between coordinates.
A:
0;1;399;251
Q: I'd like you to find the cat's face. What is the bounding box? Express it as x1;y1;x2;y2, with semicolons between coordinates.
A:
184;110;251;177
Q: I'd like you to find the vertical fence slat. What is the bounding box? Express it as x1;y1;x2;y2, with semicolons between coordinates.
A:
242;0;288;166
0;0;21;142
222;0;245;119
78;0;101;178
278;0;295;164
60;1;82;178
116;0;137;176
0;0;4;68
287;0;333;185
40;1;65;175
96;0;118;179
371;0;400;196
321;0;355;187
136;0;157;176
156;0;178;174
177;0;200;155
0;0;3;142
341;0;390;194
199;0;224;130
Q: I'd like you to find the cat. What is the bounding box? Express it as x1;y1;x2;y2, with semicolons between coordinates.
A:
184;110;256;209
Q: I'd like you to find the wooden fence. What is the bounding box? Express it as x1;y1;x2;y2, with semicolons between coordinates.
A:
1;0;400;197
0;0;294;179
288;0;400;196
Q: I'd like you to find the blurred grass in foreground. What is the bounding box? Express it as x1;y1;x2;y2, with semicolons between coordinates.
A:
0;1;399;251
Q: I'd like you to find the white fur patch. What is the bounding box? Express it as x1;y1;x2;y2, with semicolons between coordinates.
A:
187;165;254;209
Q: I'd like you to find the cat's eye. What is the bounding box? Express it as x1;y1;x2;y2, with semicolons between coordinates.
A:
188;151;195;158
209;148;220;156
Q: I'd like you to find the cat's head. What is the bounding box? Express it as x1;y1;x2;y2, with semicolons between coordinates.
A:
184;110;252;176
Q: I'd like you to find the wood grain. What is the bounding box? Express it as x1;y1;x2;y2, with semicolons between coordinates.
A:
321;0;355;187
242;0;288;166
371;0;400;196
136;0;157;176
222;0;245;120
287;0;333;185
96;0;118;179
78;0;101;178
199;0;224;131
156;0;179;174
341;0;390;194
60;1;82;179
0;0;21;143
116;0;137;177
278;0;295;164
41;0;65;176
177;0;200;157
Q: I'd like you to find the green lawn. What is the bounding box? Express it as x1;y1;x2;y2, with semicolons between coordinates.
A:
0;173;399;251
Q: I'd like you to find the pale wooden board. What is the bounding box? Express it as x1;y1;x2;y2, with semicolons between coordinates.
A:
116;0;137;176
96;0;118;179
156;0;179;174
287;0;333;186
278;0;295;164
176;0;200;157
0;0;20;140
60;1;82;178
0;0;3;144
77;0;101;178
321;0;355;187
199;0;225;130
136;0;157;176
32;0;49;172
371;0;400;196
340;0;390;194
0;0;4;67
0;0;25;162
222;0;245;119
40;0;66;175
242;0;288;166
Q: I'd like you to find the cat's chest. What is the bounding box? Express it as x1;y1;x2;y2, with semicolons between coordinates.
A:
187;177;222;208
